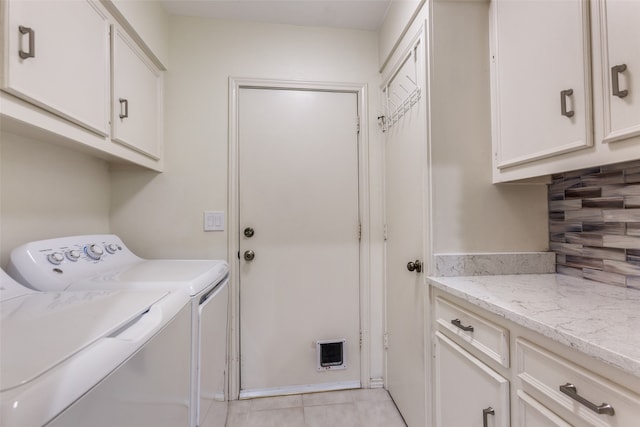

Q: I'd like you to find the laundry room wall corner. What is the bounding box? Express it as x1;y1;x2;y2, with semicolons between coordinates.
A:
108;15;386;399
0;131;110;268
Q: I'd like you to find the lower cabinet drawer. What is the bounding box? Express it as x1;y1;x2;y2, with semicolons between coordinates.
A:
517;339;640;427
516;390;573;427
435;297;510;368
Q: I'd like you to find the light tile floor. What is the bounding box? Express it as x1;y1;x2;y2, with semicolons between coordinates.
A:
225;388;407;427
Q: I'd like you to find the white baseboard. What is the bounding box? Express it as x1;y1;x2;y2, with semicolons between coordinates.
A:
239;380;361;399
369;378;385;389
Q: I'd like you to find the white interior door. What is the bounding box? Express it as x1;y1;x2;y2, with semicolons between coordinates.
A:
238;88;361;397
384;44;428;427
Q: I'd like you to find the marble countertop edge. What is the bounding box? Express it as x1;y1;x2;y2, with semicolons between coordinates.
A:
428;274;640;379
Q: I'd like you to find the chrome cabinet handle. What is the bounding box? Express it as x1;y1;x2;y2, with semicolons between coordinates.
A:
119;98;129;119
482;407;495;427
611;64;628;98
19;25;35;59
451;318;474;332
559;383;615;415
406;260;422;273
560;89;574;118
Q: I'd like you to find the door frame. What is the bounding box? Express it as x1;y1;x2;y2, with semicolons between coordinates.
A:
227;78;372;399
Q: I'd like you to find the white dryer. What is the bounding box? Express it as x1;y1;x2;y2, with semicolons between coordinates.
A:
9;234;230;427
0;269;191;427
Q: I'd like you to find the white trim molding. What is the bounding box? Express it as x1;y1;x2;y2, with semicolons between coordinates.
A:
227;77;372;399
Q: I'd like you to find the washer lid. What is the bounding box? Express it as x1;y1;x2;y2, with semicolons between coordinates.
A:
0;269;35;302
0;289;167;392
69;260;229;296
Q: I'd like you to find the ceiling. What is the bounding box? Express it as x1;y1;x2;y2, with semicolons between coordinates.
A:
160;0;392;31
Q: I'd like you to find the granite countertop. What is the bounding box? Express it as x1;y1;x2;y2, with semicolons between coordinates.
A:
428;273;640;378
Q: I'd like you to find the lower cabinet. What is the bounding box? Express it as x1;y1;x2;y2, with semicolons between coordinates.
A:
517;339;640;427
431;290;640;427
434;332;510;427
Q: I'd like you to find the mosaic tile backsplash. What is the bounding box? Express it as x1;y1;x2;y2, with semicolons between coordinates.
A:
549;159;640;289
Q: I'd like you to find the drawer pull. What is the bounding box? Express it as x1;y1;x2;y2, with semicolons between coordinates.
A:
559;383;615;416
482;407;495;427
119;98;129;119
611;64;628;98
19;26;35;59
451;318;474;332
560;89;574;118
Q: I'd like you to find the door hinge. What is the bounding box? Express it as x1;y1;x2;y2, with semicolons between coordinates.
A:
358;223;362;240
359;331;363;348
383;224;388;241
356;116;360;134
383;332;389;349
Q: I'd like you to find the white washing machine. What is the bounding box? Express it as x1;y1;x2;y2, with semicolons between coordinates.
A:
0;269;191;427
8;234;230;427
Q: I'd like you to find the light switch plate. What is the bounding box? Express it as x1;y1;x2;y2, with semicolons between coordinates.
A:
204;211;224;231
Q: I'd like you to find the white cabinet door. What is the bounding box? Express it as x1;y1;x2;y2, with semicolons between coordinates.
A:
490;0;592;169
434;332;510;427
596;0;640;143
111;26;162;160
2;0;110;135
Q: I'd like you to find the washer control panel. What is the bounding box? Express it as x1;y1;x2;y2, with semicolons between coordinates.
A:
41;241;123;265
7;234;142;291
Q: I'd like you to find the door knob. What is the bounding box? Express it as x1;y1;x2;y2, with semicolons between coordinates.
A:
244;250;255;261
244;227;255;238
406;260;422;273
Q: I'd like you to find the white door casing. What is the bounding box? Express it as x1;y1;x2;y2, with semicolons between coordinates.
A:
228;79;371;399
383;28;430;427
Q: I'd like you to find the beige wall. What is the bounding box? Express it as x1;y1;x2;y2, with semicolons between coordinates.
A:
429;0;548;253
378;0;425;70
106;0;170;68
0;131;111;268
108;17;386;385
110;17;382;261
379;0;548;256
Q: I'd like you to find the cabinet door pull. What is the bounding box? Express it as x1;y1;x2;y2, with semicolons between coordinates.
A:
560;89;574;118
451;318;474;332
119;98;129;119
482;407;495;427
611;64;628;98
559;383;615;415
19;26;35;59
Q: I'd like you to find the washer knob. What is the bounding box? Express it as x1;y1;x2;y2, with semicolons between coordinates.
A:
66;249;81;262
105;243;119;254
85;244;104;260
47;252;65;265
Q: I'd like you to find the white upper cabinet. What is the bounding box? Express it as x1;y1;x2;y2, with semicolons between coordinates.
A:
0;0;165;171
595;0;640;144
2;0;110;136
111;26;162;160
490;0;592;171
491;0;640;182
